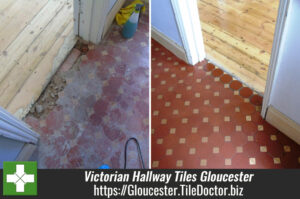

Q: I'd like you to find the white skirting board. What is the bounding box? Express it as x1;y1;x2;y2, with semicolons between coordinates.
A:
266;105;300;145
16;143;37;161
0;136;25;167
0;107;39;163
0;107;39;144
151;26;188;63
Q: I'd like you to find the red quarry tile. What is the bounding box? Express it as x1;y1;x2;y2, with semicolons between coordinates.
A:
210;82;226;92
172;145;194;159
212;68;224;77
230;95;245;106
59;49;81;72
61;122;80;140
266;141;284;158
242;122;257;135
255;153;276;168
220;74;233;83
110;151;121;168
277;132;299;146
45;108;64;132
230;80;243;90
182;156;202;169
231;154;259;169
158;156;180;169
240;103;256;115
219;143;236;158
255;132;273;146
204;63;215;71
243;142;261;156
251;111;264;123
151;142;169;159
207;154;227;169
231;132;248;146
219;88;236;99
195;123;214;137
102;125;126;142
196;143;214;158
186;134;203;146
201;76;215;87
151;38;300;169
239;87;253;98
230;112;247;124
210;96;226;107
219;123;236;135
282;150;300;168
251;94;263;106
220;104;236;115
260;120;279;134
209;133;225;146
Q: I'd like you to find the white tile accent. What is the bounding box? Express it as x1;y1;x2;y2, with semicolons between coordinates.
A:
170;128;176;134
249;158;256;165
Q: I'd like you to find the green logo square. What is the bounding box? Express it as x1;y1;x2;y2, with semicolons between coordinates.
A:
3;161;37;196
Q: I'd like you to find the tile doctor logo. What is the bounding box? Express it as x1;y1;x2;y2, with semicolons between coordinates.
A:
3;161;37;196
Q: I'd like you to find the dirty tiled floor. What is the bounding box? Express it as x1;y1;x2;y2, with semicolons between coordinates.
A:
25;10;149;169
151;39;300;169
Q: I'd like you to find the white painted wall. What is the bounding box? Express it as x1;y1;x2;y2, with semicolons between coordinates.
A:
108;0;117;12
0;136;24;168
269;0;300;124
151;0;183;46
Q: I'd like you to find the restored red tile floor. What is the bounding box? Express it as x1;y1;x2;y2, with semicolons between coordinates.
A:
24;9;149;168
151;39;300;169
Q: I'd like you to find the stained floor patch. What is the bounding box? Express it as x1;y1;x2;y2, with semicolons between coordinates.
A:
25;9;149;169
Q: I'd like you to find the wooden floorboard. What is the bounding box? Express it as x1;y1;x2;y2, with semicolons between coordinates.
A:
7;22;76;119
0;0;74;119
198;0;279;93
0;0;48;53
201;22;270;66
202;31;267;80
198;1;275;49
0;0;15;13
0;0;66;83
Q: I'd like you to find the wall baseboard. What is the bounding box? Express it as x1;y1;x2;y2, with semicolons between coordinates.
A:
16;143;37;161
151;26;187;63
266;105;300;145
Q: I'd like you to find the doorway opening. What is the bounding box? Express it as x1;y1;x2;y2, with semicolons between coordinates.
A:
197;0;280;94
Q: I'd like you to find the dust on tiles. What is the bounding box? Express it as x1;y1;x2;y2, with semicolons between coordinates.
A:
25;8;149;169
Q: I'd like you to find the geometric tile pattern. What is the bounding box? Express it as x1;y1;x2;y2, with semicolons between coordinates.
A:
24;9;149;169
151;39;300;169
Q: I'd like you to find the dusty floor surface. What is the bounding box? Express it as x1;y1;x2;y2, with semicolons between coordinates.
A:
25;8;149;168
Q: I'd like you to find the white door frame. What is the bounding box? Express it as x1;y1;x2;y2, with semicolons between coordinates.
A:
261;0;290;118
171;0;206;65
74;0;110;44
74;0;126;44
